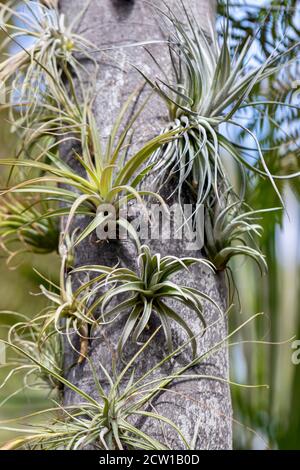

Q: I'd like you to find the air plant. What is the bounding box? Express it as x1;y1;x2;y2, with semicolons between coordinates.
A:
203;189;278;273
73;245;222;357
9;75;92;166
137;3;300;207
0;97;177;246
0;193;59;265
0;331;191;450
31;232;97;363
0;0;97;162
0;0;96;101
0;311;62;393
0;314;265;450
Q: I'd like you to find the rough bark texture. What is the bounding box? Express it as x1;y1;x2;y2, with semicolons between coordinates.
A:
59;0;232;450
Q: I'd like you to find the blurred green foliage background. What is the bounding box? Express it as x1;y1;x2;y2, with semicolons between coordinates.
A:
0;111;60;446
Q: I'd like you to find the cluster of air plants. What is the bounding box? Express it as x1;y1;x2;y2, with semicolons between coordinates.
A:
133;2;300;300
0;331;189;450
0;0;298;452
1;336;189;450
0;0;226;451
32;239;219;363
0;193;59;265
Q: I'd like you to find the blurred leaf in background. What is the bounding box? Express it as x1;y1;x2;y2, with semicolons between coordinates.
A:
218;0;300;450
0;100;60;445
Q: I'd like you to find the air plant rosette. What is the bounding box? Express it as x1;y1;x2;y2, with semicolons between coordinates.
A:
0;96;177;247
0;0;96;103
72;244;222;357
203;188;279;273
137;3;300;209
0;0;97;162
32;233;97;364
0;330;192;450
0;314;268;450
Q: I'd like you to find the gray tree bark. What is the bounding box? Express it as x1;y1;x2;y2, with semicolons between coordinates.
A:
59;0;232;450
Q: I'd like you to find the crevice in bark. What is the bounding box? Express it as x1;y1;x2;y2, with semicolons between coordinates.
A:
111;0;135;20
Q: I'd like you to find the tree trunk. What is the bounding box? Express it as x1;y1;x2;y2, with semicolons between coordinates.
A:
59;0;232;450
